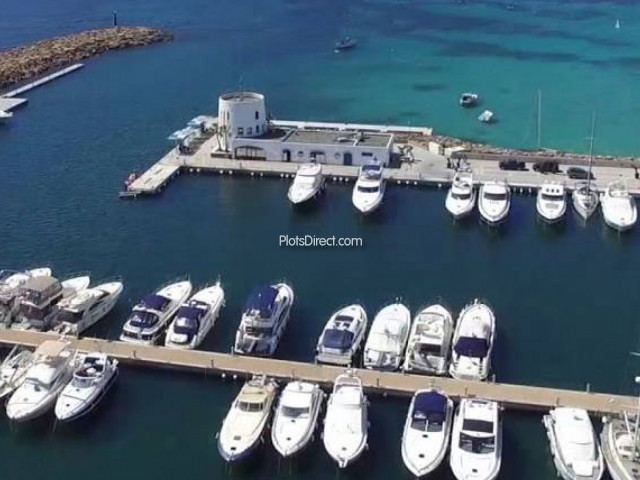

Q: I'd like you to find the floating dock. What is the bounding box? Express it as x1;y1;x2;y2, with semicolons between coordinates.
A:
123;133;640;198
0;329;633;415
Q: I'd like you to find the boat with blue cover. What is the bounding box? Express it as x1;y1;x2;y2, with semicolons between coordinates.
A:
401;390;454;477
315;304;367;366
234;283;294;356
120;279;192;345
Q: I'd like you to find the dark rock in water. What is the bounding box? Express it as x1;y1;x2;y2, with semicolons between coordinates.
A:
0;27;174;90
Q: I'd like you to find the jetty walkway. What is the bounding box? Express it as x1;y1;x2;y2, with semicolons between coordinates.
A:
0;329;633;415
124;131;640;198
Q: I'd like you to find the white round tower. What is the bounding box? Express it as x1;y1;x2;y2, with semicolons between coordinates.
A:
218;92;268;138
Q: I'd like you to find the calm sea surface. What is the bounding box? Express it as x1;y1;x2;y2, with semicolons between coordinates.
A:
1;1;639;479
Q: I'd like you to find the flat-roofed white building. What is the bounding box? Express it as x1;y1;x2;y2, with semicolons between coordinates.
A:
213;91;394;166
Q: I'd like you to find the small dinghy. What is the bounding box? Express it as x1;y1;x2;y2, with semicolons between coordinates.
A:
478;110;495;123
401;390;454;477
363;302;411;371
315;304;368;366
543;407;604;480
322;371;368;468
271;381;324;458
0;346;34;400
449;299;496;381
54;352;118;422
335;36;357;52
460;93;479;107
403;304;454;375
217;376;278;462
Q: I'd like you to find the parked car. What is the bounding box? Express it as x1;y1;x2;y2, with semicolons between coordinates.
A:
566;167;594;180
533;161;560;174
499;159;526;171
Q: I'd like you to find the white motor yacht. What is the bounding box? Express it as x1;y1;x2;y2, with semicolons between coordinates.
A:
315;304;368;366
12;274;90;331
573;182;599;221
449;299;496;381
6;340;77;421
601;410;640;480
288;163;325;205
403;304;454;375
479;182;510;226
234;283;294;356
165;281;225;349
322;371;368;468
0;267;52;325
54;352;118;422
363;302;411;371
217;376;278;462
446;171;476;219
450;399;502;480
120;279;192;345
537;182;567;223
601;181;637;232
401;390;454;477
543;407;604;480
271;381;324;458
352;164;385;214
0;346;34;400
49;280;124;335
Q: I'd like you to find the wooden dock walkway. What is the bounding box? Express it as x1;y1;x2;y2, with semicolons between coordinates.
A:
123;133;640;198
0;329;633;415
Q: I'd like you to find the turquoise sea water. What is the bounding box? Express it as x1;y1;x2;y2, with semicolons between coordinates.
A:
1;1;640;479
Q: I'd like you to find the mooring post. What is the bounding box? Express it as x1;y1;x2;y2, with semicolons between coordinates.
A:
112;11;118;27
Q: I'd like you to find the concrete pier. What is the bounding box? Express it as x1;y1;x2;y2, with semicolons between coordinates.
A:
123;132;640;198
0;329;633;415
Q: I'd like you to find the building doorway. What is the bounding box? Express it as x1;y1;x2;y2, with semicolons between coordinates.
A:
343;152;353;166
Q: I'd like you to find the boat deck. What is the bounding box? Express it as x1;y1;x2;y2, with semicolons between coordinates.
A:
0;329;633;414
123;131;640;197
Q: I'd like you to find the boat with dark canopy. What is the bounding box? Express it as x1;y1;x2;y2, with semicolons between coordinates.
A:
316;304;367;366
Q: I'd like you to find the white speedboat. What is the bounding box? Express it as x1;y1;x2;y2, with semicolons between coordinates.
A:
120;279;192;345
352;164;385;214
217;376;278;462
573;182;599;221
49;280;124;335
0;346;34;400
403;304;454;375
478;182;510;225
6;340;77;422
449;299;496;381
165;281;225;349
601;411;640;480
54;353;118;422
450;399;502;480
271;381;324;458
401;390;454;477
543;407;604;480
323;371;368;468
363;302;411;371
0;267;52;325
478;110;494;123
234;283;294;356
315;304;368;366
12;274;91;331
288;163;325;205
537;182;567;223
601;181;637;232
446;171;476;219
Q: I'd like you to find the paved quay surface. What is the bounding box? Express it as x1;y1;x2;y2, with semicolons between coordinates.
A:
0;329;633;415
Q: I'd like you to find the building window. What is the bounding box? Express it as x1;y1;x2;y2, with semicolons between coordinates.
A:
310;151;325;162
297;151;304;158
256;125;260;134
255;111;259;120
362;152;373;157
247;127;253;135
282;149;291;162
237;127;244;136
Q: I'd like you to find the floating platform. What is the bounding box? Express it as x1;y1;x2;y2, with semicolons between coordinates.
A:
0;329;633;415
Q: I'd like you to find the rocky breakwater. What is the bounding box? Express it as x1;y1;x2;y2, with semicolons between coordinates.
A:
0;27;173;90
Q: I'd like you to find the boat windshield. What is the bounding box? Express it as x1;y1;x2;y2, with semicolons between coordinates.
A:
484;192;507;201
541;193;563;201
55;309;83;324
71;375;95;388
452;192;472;200
459;432;495;454
282;405;310;418
415;343;442;355
294;175;316;187
244;325;272;337
24;377;52;390
18;304;46;320
411;411;445;432
358;185;379;193
128;310;160;328
237;400;264;412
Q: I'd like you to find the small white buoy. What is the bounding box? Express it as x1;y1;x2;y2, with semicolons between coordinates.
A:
197;168;201;173
405;181;409;185
233;374;238;380
414;181;418;186
280;173;284;178
221;373;226;379
438;183;442;188
218;170;223;175
250;172;254;177
228;170;233;175
333;177;337;182
260;172;264;177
